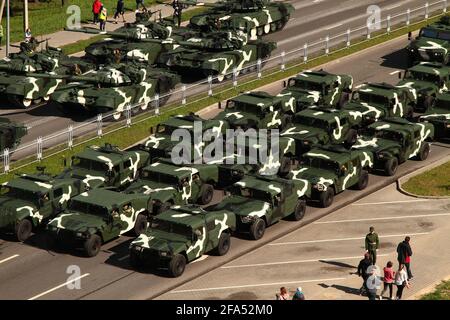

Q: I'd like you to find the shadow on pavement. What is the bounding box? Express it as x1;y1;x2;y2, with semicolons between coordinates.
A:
319;260;356;269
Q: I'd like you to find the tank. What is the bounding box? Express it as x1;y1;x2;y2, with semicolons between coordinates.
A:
0;118;28;151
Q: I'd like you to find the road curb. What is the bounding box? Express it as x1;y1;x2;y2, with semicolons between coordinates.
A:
408;274;450;300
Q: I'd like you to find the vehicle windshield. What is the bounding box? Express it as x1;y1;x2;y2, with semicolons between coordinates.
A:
226;100;266;116
232;186;272;203
69;200;110;217
295;115;331;130
289;78;323;92
151;219;192;238
72;157;109;172
304;157;339;171
407;71;441;83
420;27;450;41
353;91;390;105
0;186;39;203
434;98;450;110
142;170;180;185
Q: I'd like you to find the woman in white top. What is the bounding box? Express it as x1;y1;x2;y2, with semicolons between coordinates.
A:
395;264;410;300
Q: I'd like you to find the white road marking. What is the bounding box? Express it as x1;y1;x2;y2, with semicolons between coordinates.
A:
324;23;343;30
390;70;402;75
28;273;90;300
0;254;19;265
171;277;347;294
352;199;430;206
269;232;430;246
315;213;450;225
221;254;390;269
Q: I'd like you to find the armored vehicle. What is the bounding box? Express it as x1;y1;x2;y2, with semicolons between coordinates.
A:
129;205;236;277
420;92;450;139
208;175;311;240
291;146;373;208
279;107;362;159
281;70;354;112
124;160;217;214
0;118;28;151
353;118;434;176
0;172;84;241
343;83;416;125
397;62;450;112
406;15;450;66
58;143;150;190
213;91;296;130
47;189;152;257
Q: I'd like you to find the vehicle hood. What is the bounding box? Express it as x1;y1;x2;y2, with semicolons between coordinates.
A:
48;211;106;233
281;125;327;142
126;181;177;202
353;136;400;154
218;196;271;218
131;229;189;252
0;197;38;226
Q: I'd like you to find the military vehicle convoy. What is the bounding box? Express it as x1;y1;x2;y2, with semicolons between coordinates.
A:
0;118;28;151
353;118;434;176
420;92;450;139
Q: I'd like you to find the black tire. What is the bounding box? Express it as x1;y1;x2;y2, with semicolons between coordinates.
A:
214;232;231;256
384;157;399;176
133;214;148;236
198;184;214;205
278;157;292;177
168;254;186;277
249;218;266;240
129;250;142;268
345;129;358;147
417;143;430;161
83;234;102;257
355;170;369;190
319;188;335;208
15;219;32;242
290;199;307;221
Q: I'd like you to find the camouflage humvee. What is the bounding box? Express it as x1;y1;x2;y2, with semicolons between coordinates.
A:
281;70;354;112
279;107;363;159
419;92;450;140
0;172;84;241
124;160;218;214
207;175;311;240
129;205;236;277
343;83;416;125
47;189;152;257
58;143;150;190
353;118;434;176
291;146;373;208
396;62;450;112
0;118;28;151
213;91;296;130
406;16;450;66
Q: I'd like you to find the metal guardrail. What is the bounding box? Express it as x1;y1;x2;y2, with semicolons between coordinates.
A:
1;0;448;175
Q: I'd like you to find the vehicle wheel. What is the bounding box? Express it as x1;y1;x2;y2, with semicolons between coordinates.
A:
290;198;307;221
319;188;334;208
198;184;214;205
278;157;292;177
214;232;231;256
270;22;277;32
15;219;32;242
129;250;142;268
345;129;358;147
384;157;399;176
417;143;430;161
355;170;369;190
338;92;350;108
84;234;102;257
133;214;148;236
249;218;266;240
168;254;186;277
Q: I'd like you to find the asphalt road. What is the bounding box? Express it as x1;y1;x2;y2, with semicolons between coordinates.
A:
0;29;449;300
0;0;439;161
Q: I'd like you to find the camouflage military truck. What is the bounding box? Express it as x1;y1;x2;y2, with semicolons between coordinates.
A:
343;83;416;125
279;107;363;159
58;143;150;190
353;118;434;176
213;91;296;130
281;70;354;112
0;172;84;241
47;189;152;257
129;205;236;277
291;146;373;208
397;62;450;113
207;175;311;240
124;160;218;214
406;16;450;66
420;92;450;140
0;118;28;151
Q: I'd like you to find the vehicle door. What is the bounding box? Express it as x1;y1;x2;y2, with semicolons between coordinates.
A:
37;190;53;220
272;191;286;223
190;172;202;202
117;202;136;235
204;219;217;252
50;187;66;218
121;158;134;185
187;226;207;261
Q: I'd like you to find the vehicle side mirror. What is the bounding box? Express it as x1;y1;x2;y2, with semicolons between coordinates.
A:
149;127;154;135
408;31;412;41
283;80;287;88
62;156;67;167
218;101;222;109
398;72;403;80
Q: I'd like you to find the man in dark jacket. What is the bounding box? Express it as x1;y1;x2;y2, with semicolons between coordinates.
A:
357;253;372;295
365;226;379;265
397;236;413;280
172;0;183;27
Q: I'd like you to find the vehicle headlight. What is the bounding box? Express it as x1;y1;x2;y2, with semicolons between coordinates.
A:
159;251;170;257
76;232;84;238
313;183;325;192
232;170;241;176
446;123;450;128
241;216;254;224
303;141;310;145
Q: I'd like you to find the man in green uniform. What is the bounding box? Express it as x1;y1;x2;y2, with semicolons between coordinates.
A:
365;226;379;265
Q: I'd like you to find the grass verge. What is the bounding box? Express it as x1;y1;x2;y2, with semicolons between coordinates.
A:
421;280;450;300
403;161;450;197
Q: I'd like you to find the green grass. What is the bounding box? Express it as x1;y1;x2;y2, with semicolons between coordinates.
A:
421;280;450;300
403;161;450;197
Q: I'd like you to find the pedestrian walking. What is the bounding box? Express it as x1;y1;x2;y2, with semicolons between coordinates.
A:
99;6;108;31
92;0;102;24
276;287;290;300
114;0;126;23
24;28;32;42
0;25;3;48
292;287;305;300
136;0;145;10
365;226;379;265
397;236;413;280
380;261;395;300
394;264;410;300
357;253;372;296
172;0;183;27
